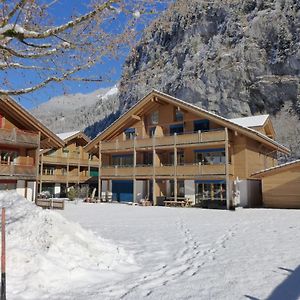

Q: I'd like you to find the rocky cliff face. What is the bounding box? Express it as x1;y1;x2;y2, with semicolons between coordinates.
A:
118;0;300;158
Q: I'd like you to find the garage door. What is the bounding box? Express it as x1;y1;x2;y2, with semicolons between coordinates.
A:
112;180;133;202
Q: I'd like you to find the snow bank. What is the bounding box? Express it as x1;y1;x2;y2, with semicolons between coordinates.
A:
0;191;136;299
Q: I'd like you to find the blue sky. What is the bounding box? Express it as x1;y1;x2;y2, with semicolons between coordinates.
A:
1;1;169;109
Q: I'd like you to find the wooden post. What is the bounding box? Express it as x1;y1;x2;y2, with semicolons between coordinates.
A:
174;133;177;201
1;208;6;300
66;149;69;191
133;136;137;203
39;152;43;195
152;135;156;205
36;132;41;200
98;142;102;201
225;128;231;210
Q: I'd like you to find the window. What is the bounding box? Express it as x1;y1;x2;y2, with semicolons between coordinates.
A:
170;151;184;165
124;128;135;140
174;108;184;122
194;149;225;165
169;124;184;135
150;111;159;125
143;152;153;165
194;120;209;132
112;155;133;167
195;181;226;203
0;150;18;165
48;149;56;156
149;127;156;137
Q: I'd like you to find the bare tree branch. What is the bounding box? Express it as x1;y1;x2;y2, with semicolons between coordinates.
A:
0;61;95;95
0;0;28;27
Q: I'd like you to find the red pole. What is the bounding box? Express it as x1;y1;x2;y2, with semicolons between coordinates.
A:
1;208;5;300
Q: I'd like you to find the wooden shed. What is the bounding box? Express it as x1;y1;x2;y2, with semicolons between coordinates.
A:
252;160;300;208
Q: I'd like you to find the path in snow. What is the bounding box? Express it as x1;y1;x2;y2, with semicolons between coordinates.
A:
60;202;300;300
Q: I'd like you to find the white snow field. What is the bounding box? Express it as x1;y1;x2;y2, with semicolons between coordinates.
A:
1;191;300;300
60;201;300;300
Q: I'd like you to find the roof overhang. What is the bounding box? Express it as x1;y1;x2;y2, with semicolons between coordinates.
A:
84;90;290;155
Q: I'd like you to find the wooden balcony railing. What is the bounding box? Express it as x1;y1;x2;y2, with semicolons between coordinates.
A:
101;129;226;151
100;163;229;178
39;174;95;182
0;128;39;147
0;164;36;177
42;156;98;166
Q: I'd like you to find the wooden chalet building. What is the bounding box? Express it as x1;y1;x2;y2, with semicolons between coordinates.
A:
85;90;289;209
0;96;64;200
38;131;99;197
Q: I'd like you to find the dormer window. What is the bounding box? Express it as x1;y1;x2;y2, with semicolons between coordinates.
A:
174;108;183;122
150;111;159;125
124;128;135;140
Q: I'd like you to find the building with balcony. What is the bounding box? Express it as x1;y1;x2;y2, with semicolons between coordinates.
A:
0;96;64;200
38;131;99;197
85;90;289;209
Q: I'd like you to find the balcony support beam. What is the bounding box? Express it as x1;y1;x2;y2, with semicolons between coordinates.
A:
225;128;231;210
133;136;137;203
98;141;102;201
39;152;43;195
174;133;177;202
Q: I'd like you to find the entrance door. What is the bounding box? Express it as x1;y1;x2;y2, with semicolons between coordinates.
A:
112;180;133;202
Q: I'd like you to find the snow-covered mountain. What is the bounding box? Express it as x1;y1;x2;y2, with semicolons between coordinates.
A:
31;86;119;134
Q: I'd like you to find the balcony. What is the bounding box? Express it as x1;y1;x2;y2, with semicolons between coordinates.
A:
0;128;39;148
0;164;36;178
101;129;226;152
39;173;95;183
42;156;98;167
100;163;230;178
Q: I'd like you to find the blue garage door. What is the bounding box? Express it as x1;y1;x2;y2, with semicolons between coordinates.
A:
112;180;133;202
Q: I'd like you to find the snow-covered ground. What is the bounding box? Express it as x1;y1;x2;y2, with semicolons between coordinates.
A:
60;201;300;300
2;191;300;299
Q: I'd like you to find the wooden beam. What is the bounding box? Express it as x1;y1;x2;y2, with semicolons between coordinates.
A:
132;115;141;121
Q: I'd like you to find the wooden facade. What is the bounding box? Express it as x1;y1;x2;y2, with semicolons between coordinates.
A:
252;160;300;208
85;90;289;208
38;131;99;197
0;96;64;200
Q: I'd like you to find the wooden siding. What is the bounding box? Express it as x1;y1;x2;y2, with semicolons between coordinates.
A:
262;167;300;208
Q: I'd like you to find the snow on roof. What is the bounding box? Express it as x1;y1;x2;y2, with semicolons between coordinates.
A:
229;115;269;128
57;131;80;141
252;160;300;177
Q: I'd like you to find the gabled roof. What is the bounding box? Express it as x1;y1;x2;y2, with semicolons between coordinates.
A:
251;160;300;178
84;90;290;154
0;96;64;149
57;130;90;144
230;115;269;128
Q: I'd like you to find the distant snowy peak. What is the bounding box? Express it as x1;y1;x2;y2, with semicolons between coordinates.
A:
31;84;120;134
98;85;119;101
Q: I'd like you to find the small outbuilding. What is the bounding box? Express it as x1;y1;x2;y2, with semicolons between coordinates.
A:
252;160;300;208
